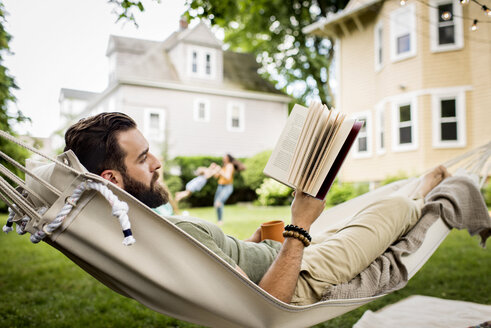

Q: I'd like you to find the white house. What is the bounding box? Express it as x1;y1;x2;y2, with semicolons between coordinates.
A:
59;21;290;159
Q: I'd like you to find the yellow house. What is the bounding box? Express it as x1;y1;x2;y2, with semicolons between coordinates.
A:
305;0;491;183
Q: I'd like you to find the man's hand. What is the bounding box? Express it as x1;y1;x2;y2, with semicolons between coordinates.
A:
258;191;325;303
291;191;326;231
244;227;261;243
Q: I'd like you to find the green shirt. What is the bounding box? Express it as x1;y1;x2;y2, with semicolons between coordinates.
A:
166;215;282;284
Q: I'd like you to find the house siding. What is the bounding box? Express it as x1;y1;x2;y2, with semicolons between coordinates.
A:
331;0;491;183
117;85;288;158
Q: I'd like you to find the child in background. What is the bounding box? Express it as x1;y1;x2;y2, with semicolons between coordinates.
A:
175;163;221;202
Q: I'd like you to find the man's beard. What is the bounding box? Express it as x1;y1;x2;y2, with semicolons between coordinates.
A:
121;170;169;208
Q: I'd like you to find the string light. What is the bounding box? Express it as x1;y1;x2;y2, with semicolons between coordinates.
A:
441;11;452;20
482;5;491;16
400;0;407;5
471;19;478;31
459;0;469;4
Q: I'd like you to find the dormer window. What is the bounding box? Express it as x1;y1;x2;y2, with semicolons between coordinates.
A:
192;51;198;73
188;46;216;79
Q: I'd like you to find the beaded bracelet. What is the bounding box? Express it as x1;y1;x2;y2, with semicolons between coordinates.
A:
284;224;312;242
283;230;311;247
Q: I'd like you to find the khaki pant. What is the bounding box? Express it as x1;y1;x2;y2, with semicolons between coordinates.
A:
291;195;424;305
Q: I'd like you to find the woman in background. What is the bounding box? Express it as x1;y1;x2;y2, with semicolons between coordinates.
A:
214;154;244;225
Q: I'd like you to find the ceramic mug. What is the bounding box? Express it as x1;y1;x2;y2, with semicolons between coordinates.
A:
260;220;285;242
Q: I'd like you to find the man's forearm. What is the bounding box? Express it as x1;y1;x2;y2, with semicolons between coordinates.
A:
258;238;305;303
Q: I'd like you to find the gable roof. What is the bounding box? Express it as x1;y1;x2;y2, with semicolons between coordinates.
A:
107;27;283;94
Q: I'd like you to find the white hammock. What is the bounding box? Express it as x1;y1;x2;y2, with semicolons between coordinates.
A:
0;130;490;328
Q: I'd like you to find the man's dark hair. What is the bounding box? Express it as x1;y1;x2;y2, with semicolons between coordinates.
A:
64;112;136;175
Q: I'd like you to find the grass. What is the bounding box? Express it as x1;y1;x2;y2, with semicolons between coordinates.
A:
0;204;489;327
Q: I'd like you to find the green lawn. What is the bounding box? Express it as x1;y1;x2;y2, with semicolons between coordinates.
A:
0;205;489;327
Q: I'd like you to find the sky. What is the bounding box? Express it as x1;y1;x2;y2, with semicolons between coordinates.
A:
3;0;187;137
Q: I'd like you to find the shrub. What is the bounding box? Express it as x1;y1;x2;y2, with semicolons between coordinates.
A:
380;171;408;186
241;150;272;191
482;179;491;207
256;178;292;206
324;180;370;206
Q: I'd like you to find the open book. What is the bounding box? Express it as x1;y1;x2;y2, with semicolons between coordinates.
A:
263;102;363;200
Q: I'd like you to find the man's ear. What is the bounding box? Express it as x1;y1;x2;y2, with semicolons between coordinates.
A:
100;169;124;188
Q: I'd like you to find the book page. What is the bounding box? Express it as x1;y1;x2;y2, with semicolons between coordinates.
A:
263;104;308;186
304;109;342;193
291;103;325;187
298;106;334;190
287;103;320;184
305;111;344;193
310;118;356;195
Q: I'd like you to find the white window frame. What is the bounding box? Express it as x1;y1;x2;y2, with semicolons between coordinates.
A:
429;0;463;52
352;110;372;159
226;102;245;132
375;104;386;155
193;98;210;122
187;46;217;79
390;3;417;62
431;90;466;148
374;20;384;72
144;108;165;142
391;96;418;152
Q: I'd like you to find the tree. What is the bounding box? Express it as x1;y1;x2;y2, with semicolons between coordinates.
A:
0;1;30;212
109;0;350;107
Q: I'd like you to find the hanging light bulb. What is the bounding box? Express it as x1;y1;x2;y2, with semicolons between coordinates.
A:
459;0;469;4
441;11;452;20
483;5;491;16
400;0;407;5
471;19;478;31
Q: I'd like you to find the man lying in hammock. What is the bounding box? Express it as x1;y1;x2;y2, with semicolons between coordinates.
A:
64;112;450;305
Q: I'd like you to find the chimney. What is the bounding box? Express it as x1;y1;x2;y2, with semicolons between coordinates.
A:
179;16;188;31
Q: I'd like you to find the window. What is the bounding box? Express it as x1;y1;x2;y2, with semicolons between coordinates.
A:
188;46;216;79
432;91;466;148
193;98;210;122
375;105;386;154
192;51;198;73
391;97;418;152
205;53;211;75
430;0;463;52
227;102;245;132
352;111;372;158
374;21;384;71
390;4;416;62
144;108;165;142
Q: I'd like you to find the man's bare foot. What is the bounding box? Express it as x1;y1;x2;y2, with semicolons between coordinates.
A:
418;165;451;198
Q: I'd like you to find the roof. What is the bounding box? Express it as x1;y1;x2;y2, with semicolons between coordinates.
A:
59;88;99;101
106;35;161;56
223;51;283;94
106;31;283;95
303;0;383;37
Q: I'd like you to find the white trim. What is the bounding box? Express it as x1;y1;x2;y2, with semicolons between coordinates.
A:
226;102;245;132
390;4;417;63
374;85;472;109
193;98;210;122
391;96;418;152
374;20;384;72
431;90;466;148
334;39;342;111
352;110;372;159
375;104;386;155
429;0;464;53
143;108;166;142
